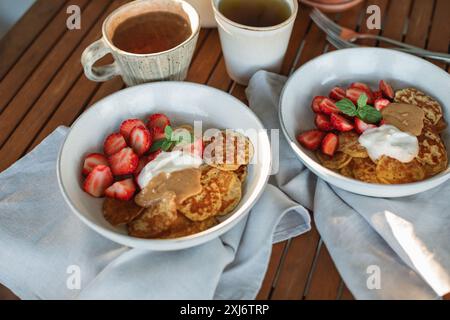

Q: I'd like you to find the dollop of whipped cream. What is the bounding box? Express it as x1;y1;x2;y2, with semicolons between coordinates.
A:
358;125;419;163
137;151;203;189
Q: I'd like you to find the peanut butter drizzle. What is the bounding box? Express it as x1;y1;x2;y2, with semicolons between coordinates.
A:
135;169;202;207
381;103;425;136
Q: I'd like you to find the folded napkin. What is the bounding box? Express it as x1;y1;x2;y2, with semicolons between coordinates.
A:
0;126;310;299
246;71;450;300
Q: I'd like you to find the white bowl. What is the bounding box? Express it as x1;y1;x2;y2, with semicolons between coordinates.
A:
57;82;271;250
279;48;450;198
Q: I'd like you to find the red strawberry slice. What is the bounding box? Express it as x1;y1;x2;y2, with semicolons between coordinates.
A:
103;133;127;156
108;147;139;176
83;165;113;198
346;87;372;104
355;118;377;134
134;157;149;176
119;119;146;141
379;80;394;100
311;96;326;113
329;87;346;101
321;133;339;157
297;130;326;151
330;113;354;132
129;125;152;156
374;98;391;111
151;126;166;141
147;113;171;130
350;82;374;103
147;150;162;162
373;90;383;100
105;178;136;201
319;98;340;114
82;153;109;176
315;113;333;131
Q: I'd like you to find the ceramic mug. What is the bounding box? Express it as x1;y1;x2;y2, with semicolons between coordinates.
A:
211;0;298;85
81;0;200;86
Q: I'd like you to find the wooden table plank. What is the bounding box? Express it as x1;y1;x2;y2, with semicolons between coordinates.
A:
0;0;68;80
0;0;113;172
379;0;413;45
256;242;287;300
304;243;341;300
426;0;450;68
0;0;90;114
187;30;222;83
403;0;435;48
358;0;389;46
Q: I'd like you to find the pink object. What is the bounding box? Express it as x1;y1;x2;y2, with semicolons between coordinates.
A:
299;0;363;12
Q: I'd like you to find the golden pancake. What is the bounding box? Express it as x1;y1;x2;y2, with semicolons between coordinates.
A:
178;175;222;221
338;131;369;158
340;161;355;179
434;118;448;134
159;212;218;239
316;151;352;170
416;121;448;177
394;88;443;126
102;198;144;226
352;158;380;183
376;156;425;184
204;130;254;171
203;168;242;216
127;192;177;238
234;165;248;183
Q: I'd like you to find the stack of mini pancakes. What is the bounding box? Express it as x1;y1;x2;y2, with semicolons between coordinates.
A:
317;88;448;184
103;130;254;239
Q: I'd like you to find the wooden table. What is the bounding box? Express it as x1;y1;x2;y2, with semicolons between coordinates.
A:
0;0;449;300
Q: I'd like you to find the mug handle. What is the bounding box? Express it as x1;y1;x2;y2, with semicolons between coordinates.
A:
81;38;120;82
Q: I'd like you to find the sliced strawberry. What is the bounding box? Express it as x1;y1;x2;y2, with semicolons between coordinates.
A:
119;119;146;141
379;80;394;100
151;126;166;141
82;153;109;176
311;96;326;113
129;125;152;156
315;114;333;131
147;113;171;130
103;133;127;156
374;98;391;111
319;98;340;114
108;147;139;176
134;157;149;177
373;90;383;100
330;113;354;132
147;150;162;162
329;87;346;101
351;83;374;104
346;87;372;105
321;133;339;157
355;118;377;134
297;130;326;151
83;165;113;198
105;178;136;201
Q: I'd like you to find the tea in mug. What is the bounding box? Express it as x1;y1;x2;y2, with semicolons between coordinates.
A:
218;0;291;28
112;12;191;54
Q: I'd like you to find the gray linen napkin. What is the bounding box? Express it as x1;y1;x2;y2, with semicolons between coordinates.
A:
246;70;450;300
0;126;310;300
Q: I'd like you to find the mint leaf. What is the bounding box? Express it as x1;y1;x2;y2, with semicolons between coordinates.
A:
358;105;382;124
357;94;368;109
336;99;357;117
161;140;173;152
165;126;173;140
149;139;165;152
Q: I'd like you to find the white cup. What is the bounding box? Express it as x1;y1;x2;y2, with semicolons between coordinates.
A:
211;0;298;85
